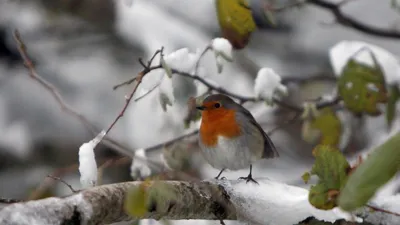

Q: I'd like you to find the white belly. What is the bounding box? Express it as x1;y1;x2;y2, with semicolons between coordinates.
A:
200;135;258;170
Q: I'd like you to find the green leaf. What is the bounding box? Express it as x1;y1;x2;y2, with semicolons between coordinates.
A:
302;172;311;184
338;132;400;211
386;85;400;129
302;108;342;148
337;55;388;116
305;145;350;210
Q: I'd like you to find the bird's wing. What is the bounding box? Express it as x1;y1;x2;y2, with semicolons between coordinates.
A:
236;106;279;158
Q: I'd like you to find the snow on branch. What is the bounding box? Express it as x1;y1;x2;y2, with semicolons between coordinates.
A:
79;131;106;188
1;179;397;225
254;67;288;105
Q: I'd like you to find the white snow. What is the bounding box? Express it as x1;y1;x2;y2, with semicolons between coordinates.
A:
254;67;288;104
336;110;353;151
329;41;400;85
219;179;362;225
366;82;379;92
130;148;151;179
363;194;400;225
157;48;202;105
211;38;233;61
164;48;201;74
158;75;175;111
211;38;233;73
79;131;105;188
346;82;353;89
0;194;93;225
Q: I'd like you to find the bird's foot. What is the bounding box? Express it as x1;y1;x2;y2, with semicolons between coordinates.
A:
238;174;259;184
214;176;227;180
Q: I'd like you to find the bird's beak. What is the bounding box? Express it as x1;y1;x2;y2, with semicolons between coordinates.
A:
196;105;206;110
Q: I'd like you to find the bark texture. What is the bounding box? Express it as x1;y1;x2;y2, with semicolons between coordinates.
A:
0;180;397;225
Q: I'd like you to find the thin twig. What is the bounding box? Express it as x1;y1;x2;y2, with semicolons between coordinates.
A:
117;60;340;112
145;130;199;152
134;79;163;102
194;45;212;74
366;204;400;217
13;30;97;133
104;48;164;135
0;198;23;204
13;29;135;157
266;112;302;135
28;164;78;200
113;76;137;90
281;73;336;84
269;0;306;12
47;175;79;193
165;67;340;111
29;156;132;200
308;0;400;39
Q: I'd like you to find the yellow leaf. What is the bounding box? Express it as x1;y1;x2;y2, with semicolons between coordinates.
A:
124;180;152;217
302;172;311;184
215;0;256;49
302;108;342;148
337;53;388;116
301;120;321;144
310;108;342;147
124;180;179;218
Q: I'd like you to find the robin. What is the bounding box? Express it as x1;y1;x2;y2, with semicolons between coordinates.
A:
196;94;278;184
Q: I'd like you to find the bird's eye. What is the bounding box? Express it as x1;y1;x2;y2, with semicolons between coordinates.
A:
214;103;221;108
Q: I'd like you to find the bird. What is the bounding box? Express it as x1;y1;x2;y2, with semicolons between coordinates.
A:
196;94;278;183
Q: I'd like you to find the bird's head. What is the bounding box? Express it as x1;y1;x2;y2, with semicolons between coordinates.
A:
196;94;238;121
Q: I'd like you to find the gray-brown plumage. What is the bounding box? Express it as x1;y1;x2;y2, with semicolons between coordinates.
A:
196;94;278;183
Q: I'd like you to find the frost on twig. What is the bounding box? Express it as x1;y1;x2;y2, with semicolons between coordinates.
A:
211;38;233;73
79;131;106;188
254;67;288;105
130;149;151;180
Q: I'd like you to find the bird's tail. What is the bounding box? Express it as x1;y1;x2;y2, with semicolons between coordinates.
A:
262;135;279;158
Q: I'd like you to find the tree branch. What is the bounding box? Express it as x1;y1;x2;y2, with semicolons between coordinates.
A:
1;179;396;225
12;29;136;158
308;0;400;39
122;64;341;112
0;181;236;225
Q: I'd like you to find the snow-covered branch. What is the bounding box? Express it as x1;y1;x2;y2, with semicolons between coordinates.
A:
0;180;235;225
116;63;341;112
1;179;398;225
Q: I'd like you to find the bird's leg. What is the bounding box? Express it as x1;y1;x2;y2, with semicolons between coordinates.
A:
239;164;259;184
215;168;226;180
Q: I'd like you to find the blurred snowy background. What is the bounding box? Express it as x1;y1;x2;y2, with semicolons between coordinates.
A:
0;0;399;223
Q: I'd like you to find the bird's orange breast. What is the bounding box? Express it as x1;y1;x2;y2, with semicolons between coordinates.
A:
199;108;241;147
